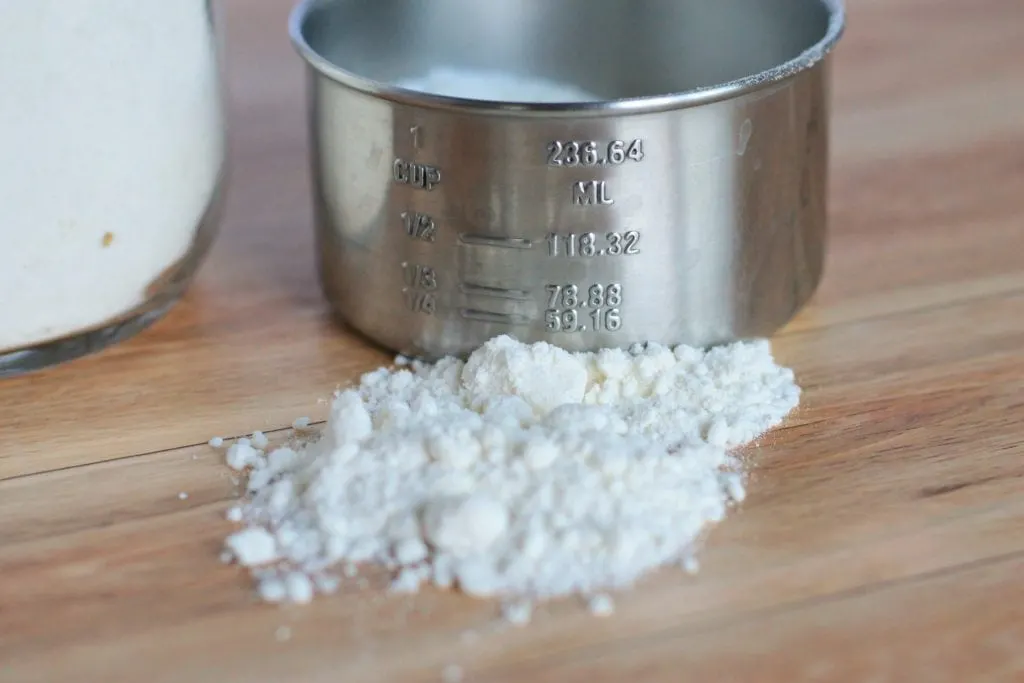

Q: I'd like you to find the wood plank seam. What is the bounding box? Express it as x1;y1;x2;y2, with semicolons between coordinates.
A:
7;281;1023;484
0;430;316;484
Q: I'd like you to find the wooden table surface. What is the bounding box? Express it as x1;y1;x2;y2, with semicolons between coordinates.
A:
3;1;1024;681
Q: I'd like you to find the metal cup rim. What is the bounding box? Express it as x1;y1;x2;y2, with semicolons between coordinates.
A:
288;0;845;117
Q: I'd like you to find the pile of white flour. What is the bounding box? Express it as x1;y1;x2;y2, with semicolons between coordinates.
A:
221;335;799;621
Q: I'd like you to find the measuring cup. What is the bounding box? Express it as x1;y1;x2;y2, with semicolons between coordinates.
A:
290;0;845;359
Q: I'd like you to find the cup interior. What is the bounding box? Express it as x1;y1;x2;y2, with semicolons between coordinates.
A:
297;0;837;101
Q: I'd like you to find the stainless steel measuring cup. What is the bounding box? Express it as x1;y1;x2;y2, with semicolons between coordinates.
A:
290;0;846;359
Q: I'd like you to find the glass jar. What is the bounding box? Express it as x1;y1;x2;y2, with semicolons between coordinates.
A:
0;1;226;376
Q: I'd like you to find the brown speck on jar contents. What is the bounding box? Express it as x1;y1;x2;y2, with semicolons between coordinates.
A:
101;232;115;247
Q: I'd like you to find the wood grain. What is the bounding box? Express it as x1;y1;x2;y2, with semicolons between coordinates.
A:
2;0;1024;681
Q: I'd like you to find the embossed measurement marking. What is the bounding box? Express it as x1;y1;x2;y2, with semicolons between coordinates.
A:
460;309;531;326
402;211;437;242
393;158;441;191
403;290;436;314
458;233;535;250
402;262;437;290
544;283;624;333
572;180;614;206
401;262;438;315
547;139;645;167
547;231;640;257
459;282;531;301
546;139;645;209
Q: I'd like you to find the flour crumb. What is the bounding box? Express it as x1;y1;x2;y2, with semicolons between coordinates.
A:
258;576;288;603
284;572;314;604
225;527;278;566
178;492;189;500
208;436;224;448
251;431;269;449
226;506;244;523
390;567;425;594
723;472;746;503
275;626;292;642
292;416;311;430
502;600;532;626
441;664;464;683
220;335;799;622
315;574;341;594
587;594;615;617
226;441;262;471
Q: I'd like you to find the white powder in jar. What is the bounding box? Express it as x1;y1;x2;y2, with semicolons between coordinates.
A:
221;335;800;623
0;1;224;352
394;66;600;103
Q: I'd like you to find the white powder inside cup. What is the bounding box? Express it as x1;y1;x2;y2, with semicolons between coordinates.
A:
221;335;799;622
394;66;600;103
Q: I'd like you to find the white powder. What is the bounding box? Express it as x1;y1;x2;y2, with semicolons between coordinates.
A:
225;527;279;566
226;442;263;471
222;335;799;622
441;664;464;683
394;66;599;103
284;572;315;604
587;594;615;618
502;601;533;627
251;431;270;449
0;1;224;352
257;576;288;604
